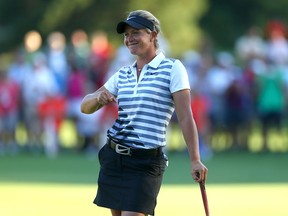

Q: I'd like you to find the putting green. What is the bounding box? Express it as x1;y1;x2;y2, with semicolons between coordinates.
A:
0;183;287;216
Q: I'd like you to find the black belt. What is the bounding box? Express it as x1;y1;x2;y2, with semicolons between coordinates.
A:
107;138;162;157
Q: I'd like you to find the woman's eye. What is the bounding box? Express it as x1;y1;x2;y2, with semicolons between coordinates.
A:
124;30;141;38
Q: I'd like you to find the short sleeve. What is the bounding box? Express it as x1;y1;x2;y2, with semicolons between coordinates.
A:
104;71;119;96
170;59;190;93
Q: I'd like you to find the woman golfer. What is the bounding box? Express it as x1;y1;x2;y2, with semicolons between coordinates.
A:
81;9;208;216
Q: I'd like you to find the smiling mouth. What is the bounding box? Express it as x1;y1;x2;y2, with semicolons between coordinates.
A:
128;43;138;47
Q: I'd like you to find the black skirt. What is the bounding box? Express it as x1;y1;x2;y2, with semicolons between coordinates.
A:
94;144;167;215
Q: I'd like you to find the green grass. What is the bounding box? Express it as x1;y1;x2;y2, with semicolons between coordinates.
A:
0;182;287;216
1;152;288;216
1;151;288;184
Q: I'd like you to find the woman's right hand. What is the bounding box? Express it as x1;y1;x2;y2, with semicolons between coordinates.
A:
81;86;116;114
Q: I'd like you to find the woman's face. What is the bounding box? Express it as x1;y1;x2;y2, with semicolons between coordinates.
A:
124;26;155;57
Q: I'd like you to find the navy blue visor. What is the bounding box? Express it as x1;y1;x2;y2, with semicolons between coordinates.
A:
116;15;154;34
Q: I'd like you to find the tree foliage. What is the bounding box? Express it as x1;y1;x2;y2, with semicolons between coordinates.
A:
200;0;288;49
1;0;288;54
0;0;127;53
0;0;207;56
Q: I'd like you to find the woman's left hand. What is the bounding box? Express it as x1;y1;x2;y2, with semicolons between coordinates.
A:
191;160;208;183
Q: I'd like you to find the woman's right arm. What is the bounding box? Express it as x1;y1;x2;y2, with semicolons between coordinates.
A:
80;86;116;114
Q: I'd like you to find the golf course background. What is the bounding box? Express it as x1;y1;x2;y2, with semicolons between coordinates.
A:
1;151;287;216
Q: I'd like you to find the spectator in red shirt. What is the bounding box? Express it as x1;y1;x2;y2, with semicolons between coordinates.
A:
0;69;20;155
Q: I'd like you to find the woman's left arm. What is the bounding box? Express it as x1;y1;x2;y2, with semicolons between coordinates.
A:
173;89;208;183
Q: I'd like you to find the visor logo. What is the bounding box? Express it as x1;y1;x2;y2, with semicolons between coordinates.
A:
127;16;136;20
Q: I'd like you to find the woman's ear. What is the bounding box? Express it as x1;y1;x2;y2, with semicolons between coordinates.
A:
150;31;157;41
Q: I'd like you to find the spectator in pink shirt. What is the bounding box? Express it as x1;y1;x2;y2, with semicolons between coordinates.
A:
0;69;20;155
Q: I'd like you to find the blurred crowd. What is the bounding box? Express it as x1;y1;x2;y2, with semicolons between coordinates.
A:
0;29;123;157
1;20;288;157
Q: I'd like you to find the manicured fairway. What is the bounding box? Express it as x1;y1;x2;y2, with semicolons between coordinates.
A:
1;151;288;216
0;182;287;216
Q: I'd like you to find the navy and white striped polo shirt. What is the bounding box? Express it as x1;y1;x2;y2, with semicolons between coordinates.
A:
104;52;190;149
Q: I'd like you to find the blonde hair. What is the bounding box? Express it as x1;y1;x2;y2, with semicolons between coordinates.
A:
128;10;161;50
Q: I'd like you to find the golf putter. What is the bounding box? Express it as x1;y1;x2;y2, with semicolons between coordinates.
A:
197;173;210;216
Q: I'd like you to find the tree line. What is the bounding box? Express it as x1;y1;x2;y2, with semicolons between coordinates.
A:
1;0;288;55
